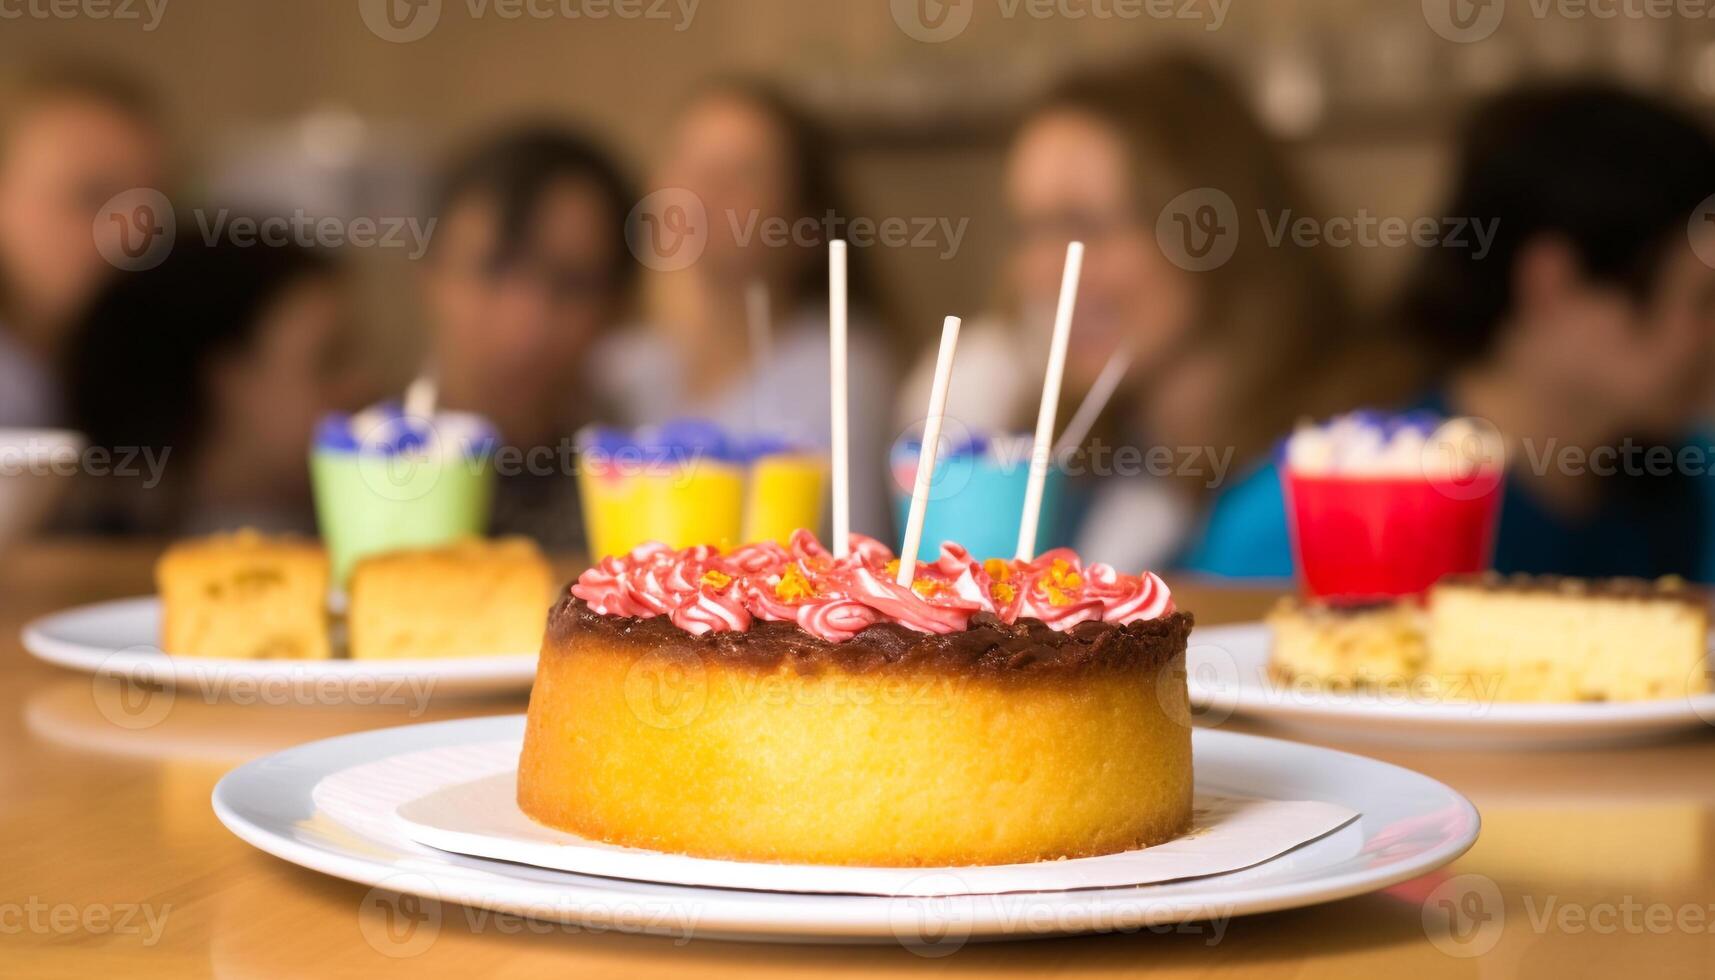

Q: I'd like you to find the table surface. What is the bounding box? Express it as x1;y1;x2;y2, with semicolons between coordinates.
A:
4;540;1713;979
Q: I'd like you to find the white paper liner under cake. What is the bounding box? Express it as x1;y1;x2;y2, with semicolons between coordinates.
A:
312;739;1359;897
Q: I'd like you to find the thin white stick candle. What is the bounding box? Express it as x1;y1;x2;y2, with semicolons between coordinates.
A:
403;371;437;419
1052;343;1132;458
746;279;771;431
897;315;962;587
828;240;850;558
1015;241;1084;562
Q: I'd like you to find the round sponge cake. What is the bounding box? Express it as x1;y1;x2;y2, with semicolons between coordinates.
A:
519;597;1194;867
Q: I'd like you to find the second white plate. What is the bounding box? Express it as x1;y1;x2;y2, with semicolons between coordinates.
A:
1187;622;1715;748
22;596;538;700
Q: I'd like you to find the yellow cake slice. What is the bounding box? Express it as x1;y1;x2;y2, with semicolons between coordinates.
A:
156;530;330;659
348;537;554;659
1266;597;1427;691
1427;574;1711;702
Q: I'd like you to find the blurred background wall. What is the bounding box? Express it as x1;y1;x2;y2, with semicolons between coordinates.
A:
8;0;1715;391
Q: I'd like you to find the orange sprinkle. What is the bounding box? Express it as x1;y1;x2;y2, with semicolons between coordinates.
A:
990;581;1016;604
774;564;816;602
1045;583;1074;607
884;559;901;578
983;558;1011;582
701;569;733;589
912;578;947;599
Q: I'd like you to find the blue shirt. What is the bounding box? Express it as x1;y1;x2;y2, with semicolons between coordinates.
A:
1181;393;1713;582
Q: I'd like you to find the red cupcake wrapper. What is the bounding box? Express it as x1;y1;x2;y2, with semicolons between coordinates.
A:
1284;469;1503;604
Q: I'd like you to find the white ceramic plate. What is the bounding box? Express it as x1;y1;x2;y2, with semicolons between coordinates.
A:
22;596;537;699
1188;623;1715;748
211;715;1479;945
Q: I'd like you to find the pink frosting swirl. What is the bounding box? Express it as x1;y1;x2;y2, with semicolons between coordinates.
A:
796;597;882;643
1084;564;1174;624
669;584;753;636
571;531;1173;643
835;563;979;634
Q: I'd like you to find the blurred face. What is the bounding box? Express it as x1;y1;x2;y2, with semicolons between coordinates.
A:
211;276;344;484
0;96;163;337
654;92;797;280
425;178;619;440
1516;235;1715;436
1006;109;1196;389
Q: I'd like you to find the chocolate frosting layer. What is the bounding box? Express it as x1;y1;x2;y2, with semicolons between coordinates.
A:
547;595;1193;676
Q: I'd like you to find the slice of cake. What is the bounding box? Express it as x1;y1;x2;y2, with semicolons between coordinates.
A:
348;537;554;659
1267;598;1426;691
518;532;1192;867
1427;574;1711;702
156;530;330;660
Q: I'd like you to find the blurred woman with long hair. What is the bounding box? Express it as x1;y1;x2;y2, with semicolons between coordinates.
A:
591;79;899;538
906;52;1384;570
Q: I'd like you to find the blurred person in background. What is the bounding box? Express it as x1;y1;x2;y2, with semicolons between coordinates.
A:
1192;81;1715;580
420;124;637;548
64;237;347;534
591;79;899;539
904;52;1386;570
0;63;165;428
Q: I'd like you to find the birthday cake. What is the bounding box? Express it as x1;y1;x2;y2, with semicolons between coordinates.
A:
517;530;1192;867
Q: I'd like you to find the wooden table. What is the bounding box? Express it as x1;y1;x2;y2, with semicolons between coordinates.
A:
4;540;1713;978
